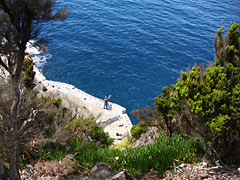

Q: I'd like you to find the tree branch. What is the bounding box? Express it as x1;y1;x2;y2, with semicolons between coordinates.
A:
106;169;135;180
0;56;11;74
0;0;20;31
19;109;40;131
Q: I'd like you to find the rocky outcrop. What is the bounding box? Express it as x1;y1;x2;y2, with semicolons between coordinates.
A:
0;60;133;143
33;67;132;143
132;127;160;148
88;162;113;180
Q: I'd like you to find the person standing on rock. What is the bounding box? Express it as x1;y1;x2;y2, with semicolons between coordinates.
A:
104;95;111;109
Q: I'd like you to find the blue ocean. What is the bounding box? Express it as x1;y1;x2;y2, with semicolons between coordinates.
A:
37;0;240;124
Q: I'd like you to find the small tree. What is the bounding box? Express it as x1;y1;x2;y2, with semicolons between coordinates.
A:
0;1;69;179
154;86;176;137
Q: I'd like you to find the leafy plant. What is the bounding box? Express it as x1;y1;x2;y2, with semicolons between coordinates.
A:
68;115;113;146
132;22;240;163
131;125;143;139
51;97;62;107
71;135;206;177
20;133;206;178
23;57;36;88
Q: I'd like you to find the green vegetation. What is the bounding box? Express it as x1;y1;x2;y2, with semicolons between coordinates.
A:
51;97;62;107
23;57;36;88
0;1;70;178
68;115;113;146
130;121;147;139
20;134;206;177
17;96;206;178
110;137;134;150
1;12;239;178
19;115;114;166
133;22;240;164
74;135;206;177
20;23;236;178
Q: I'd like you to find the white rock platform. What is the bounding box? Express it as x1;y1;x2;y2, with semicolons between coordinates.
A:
34;67;133;143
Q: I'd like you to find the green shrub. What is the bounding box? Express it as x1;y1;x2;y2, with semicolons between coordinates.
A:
180;71;188;81
208;114;230;133
62;106;67;111
20;134;206;178
51;97;62;107
23;57;35;88
72;135;206;177
131;124;145;139
20;141;68;168
39;142;67;161
107;137;114;145
217;27;223;37
91;126;108;143
110;137;134;150
68;115;112;146
150;23;240;163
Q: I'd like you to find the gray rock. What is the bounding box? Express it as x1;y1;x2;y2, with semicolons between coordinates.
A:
89;162;113;180
43;86;47;92
132;127;159;148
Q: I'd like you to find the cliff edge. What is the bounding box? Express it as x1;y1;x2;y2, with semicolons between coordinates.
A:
34;67;132;143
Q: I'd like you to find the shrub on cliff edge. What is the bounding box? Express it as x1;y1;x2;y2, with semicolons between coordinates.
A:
132;22;240;165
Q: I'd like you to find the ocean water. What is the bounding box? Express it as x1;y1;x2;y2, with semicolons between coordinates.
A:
36;0;240;124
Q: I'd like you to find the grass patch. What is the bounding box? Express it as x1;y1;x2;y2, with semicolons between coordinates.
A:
21;134;207;177
110;137;134;150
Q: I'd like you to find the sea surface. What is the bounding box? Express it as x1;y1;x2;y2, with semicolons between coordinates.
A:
35;0;240;124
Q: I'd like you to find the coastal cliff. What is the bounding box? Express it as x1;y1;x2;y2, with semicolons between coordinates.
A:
33;67;132;143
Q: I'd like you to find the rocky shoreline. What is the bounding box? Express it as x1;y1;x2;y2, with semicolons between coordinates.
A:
0;55;133;141
34;67;133;143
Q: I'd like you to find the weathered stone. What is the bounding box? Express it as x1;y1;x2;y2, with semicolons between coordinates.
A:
89;162;113;180
132;127;159;148
33;67;133;143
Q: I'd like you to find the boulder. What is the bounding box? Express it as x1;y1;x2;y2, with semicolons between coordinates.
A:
89;162;113;180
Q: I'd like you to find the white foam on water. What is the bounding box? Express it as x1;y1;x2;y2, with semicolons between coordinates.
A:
31;54;52;68
26;40;51;69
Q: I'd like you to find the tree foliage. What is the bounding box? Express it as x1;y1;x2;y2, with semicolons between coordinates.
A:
0;81;59;162
23;57;35;88
0;1;69;179
132;22;240;164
